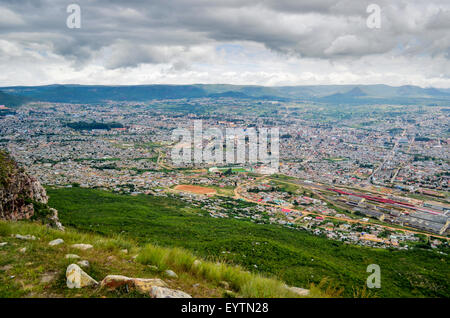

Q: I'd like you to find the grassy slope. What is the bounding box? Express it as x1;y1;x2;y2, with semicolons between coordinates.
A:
0;220;309;298
47;187;449;298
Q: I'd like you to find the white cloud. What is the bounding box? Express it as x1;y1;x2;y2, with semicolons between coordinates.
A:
0;0;449;87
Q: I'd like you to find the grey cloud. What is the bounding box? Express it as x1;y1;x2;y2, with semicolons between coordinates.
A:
0;0;448;86
1;0;449;64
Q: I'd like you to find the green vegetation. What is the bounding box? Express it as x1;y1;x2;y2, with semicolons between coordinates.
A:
0;220;308;298
66;121;124;131
0;90;28;108
47;187;450;298
269;180;300;194
270;174;297;181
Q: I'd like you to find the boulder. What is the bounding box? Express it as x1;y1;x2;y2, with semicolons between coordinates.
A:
48;208;65;231
100;275;167;294
66;264;98;289
71;243;93;250
100;275;132;290
287;286;310;296
65;254;80;259
14;234;36;240
0;242;7;247
164;269;178;278
149;286;192;298
49;238;64;246
0;152;48;221
133;278;168;293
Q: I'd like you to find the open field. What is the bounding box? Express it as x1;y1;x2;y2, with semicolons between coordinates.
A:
46;187;450;298
174;185;217;195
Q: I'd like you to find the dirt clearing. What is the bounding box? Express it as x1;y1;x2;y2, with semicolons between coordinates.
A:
174;185;217;195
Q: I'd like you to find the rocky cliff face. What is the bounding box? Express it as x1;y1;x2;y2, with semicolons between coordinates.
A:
0;150;63;229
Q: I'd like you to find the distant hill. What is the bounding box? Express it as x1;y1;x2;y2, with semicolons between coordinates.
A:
1;85;207;103
319;87;368;103
207;91;252;99
1;84;449;105
0;90;29;108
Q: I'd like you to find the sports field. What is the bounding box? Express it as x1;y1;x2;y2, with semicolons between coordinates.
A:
174;184;217;195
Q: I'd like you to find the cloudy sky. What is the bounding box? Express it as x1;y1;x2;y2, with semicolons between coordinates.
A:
1;0;449;87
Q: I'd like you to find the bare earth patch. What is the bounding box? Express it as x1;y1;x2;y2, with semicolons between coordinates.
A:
174;185;217;195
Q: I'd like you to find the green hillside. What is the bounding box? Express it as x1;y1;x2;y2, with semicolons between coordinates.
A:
0;90;28;108
0;220;308;298
47;187;450;298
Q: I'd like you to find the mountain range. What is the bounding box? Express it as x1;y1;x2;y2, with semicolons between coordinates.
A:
1;84;449;107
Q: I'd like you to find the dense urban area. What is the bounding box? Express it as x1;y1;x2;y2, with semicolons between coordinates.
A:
1;97;449;252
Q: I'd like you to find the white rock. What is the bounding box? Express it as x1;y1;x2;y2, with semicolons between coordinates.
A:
193;260;202;267
49;238;64;246
0;242;7;247
120;249;128;254
287;286;310;296
164;269;178;278
65;254;80;259
100;275;132;290
14;234;36;240
66;264;98;289
71;243;93;250
100;275;167;293
149;286;192;298
77;260;90;268
133;278;168;293
19;247;27;253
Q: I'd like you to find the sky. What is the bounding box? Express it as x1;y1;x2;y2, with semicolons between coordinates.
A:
0;0;449;87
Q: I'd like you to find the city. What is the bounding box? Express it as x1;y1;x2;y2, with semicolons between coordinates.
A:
0;0;449;305
1;98;448;249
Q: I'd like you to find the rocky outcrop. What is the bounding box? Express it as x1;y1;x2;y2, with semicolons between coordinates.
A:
0;150;63;230
100;275;168;293
164;269;178;278
149;286;192;298
49;238;64;246
66;264;98;288
13;234;37;240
